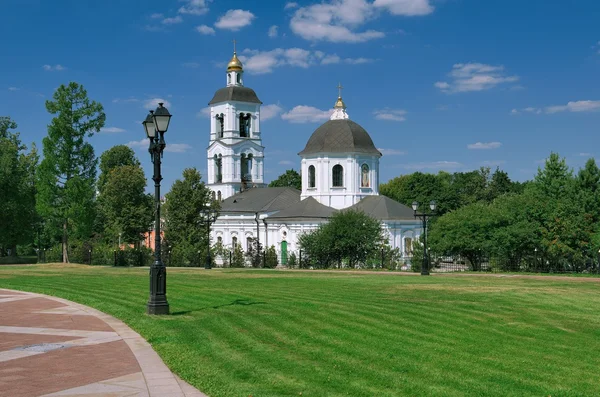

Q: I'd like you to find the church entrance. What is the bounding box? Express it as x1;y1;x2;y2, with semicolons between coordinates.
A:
281;241;288;265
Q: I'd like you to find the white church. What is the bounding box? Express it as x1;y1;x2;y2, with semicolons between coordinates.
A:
206;49;422;264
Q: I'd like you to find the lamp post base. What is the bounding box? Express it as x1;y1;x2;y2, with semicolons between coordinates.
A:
421;269;430;276
147;265;169;315
147;300;170;315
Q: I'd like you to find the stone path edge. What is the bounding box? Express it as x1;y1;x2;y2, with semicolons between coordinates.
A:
0;288;208;397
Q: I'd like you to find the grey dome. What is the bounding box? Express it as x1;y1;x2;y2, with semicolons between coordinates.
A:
298;119;381;156
208;86;262;105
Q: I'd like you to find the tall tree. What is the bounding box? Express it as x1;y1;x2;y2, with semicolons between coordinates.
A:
36;82;105;262
163;168;213;266
0;117;38;256
97;145;140;193
269;169;301;190
99;164;153;245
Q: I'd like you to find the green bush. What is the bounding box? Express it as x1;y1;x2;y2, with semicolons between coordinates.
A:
231;244;246;268
264;246;278;269
288;252;297;268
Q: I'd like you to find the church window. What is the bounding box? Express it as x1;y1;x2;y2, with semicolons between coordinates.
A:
247;237;253;251
404;238;412;255
211;191;216;201
217;191;222;201
361;164;370;187
214;154;222;183
332;164;344;187
232;236;238;248
241;154;252;182
215;113;224;138
237;73;241;84
217;236;222;244
239;113;251;137
228;73;231;84
308;165;316;188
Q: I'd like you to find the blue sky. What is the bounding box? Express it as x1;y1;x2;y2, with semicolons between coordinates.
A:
2;0;600;192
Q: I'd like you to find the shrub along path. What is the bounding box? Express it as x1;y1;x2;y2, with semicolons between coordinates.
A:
1;264;599;397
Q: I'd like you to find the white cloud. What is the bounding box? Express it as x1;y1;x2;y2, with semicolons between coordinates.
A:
545;100;600;114
150;13;163;19
435;63;519;93
285;2;299;9
403;161;463;170
467;142;502;150
239;47;374;74
281;105;332;123
579;153;591;157
42;64;65;71
178;0;209;15
279;160;295;165
126;139;149;150
165;143;192;153
373;108;407;121
127;139;191;153
197;107;211;118
196;25;215;35
373;0;434;16
378;148;406;155
513;101;600;115
162;15;183;25
215;9;255;31
261;104;283;121
112;97;139;104
7;87;19;91
100;127;126;133
144;98;171;110
289;0;433;43
268;25;279;38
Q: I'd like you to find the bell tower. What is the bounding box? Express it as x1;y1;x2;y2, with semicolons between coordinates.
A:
206;41;266;201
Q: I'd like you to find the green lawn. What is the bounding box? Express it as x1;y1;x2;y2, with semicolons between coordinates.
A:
1;264;599;397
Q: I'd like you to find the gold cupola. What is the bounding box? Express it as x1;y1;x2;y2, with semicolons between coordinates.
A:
227;39;243;72
227;52;243;72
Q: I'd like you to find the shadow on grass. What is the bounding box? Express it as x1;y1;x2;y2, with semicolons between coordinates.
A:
171;299;267;315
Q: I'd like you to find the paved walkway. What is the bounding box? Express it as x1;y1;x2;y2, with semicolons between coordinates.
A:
0;288;207;397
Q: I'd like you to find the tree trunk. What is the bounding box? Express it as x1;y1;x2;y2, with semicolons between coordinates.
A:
62;220;69;263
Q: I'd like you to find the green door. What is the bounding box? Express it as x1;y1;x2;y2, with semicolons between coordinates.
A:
281;241;288;265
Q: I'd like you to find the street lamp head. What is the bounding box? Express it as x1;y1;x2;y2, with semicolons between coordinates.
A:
535;248;538;252
412;201;418;211
429;200;437;211
153;103;172;133
143;111;156;139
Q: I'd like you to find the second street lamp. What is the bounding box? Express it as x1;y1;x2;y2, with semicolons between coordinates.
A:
200;208;218;269
412;200;437;276
143;103;171;315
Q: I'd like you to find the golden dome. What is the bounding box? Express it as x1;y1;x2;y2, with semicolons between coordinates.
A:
227;52;243;72
334;96;346;109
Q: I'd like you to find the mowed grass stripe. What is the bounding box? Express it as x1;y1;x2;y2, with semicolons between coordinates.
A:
1;265;600;396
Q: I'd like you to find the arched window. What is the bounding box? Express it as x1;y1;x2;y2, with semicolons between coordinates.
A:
237;73;241;84
239;113;250;137
211;191;216;201
228;73;231;84
241;153;252;182
232;236;238;248
217;236;222;244
247;237;253;251
361;164;370;187
215;113;224;138
332;164;344;187
214;154;222;183
404;237;412;255
217;191;222;201
308;165;316;188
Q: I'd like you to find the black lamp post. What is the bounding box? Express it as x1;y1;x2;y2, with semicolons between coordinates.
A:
143;102;171;315
200;208;218;269
412;200;437;276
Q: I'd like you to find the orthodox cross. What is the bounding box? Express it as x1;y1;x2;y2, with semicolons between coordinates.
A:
233;39;237;53
337;83;343;98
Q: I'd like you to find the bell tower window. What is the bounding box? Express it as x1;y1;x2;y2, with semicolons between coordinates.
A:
228;73;231;84
214;154;222;183
308;165;316;188
332;164;344;187
215;113;224;138
237;73;241;84
239;113;251;137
